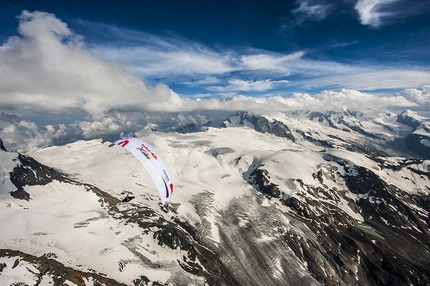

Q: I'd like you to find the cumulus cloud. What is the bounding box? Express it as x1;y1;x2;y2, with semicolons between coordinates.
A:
46;124;67;139
395;85;430;110
0;10;173;115
76;117;120;138
208;88;417;113
156;88;420;114
68;112;146;139
0;112;52;151
310;88;415;110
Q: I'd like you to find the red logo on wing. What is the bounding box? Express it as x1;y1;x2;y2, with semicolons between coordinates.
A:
141;144;157;159
118;140;129;147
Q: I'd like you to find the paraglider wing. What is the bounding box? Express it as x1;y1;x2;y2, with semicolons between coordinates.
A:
109;137;173;205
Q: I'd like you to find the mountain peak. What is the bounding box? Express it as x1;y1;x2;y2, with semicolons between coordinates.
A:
397;109;423;128
221;111;295;141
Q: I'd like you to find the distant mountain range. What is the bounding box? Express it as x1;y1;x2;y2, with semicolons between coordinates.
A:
1;108;429;286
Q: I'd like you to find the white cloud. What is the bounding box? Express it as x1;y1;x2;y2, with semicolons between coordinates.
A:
354;0;401;28
46;124;67;139
395;85;430;110
127;48;234;77
292;0;333;21
0;112;51;152
92;30;430;95
297;67;430;91
209;79;290;92
70;112;148;139
184;76;222;86
238;52;304;73
76;117;120;138
1;86;427;151
77;20;430;96
153;88;420;114
0;10;174;116
95;33;235;77
310;88;415;110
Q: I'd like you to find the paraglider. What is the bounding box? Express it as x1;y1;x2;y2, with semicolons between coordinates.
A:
109;137;174;207
122;194;135;202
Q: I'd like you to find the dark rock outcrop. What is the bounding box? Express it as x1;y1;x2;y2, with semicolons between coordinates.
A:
397;110;421;129
0;138;6;151
0;249;126;286
222;112;295;141
249;167;282;198
9;154;69;200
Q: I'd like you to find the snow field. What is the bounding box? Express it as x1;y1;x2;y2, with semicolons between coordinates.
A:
2;118;428;285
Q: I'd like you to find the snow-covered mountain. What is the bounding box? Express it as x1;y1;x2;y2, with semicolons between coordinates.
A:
1;109;430;286
397;110;430;158
224;109;430;158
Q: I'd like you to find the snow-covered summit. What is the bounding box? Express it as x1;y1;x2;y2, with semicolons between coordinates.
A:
218;109;430;159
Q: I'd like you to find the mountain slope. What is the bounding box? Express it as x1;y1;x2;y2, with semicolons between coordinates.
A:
1;108;430;285
0;144;238;285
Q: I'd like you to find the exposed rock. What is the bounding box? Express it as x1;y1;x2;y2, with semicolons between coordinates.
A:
0;249;126;286
397;110;421;129
0;138;6;151
222;111;295;141
174;123;209;133
249;167;282;198
9;154;69;200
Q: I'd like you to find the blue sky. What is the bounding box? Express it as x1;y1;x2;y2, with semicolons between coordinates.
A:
1;0;430;150
1;0;430;96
